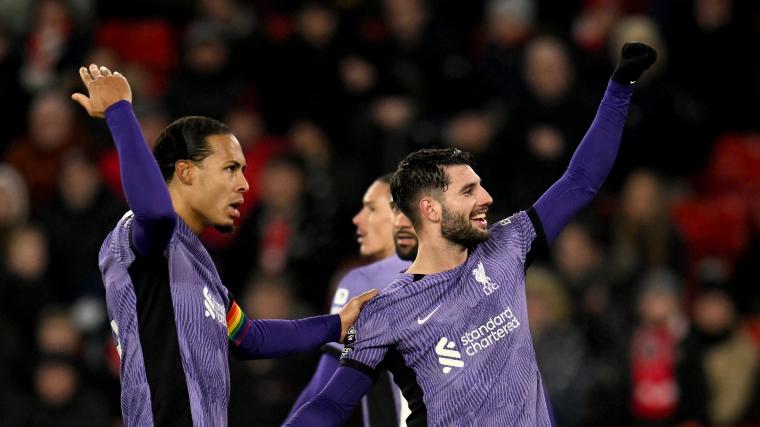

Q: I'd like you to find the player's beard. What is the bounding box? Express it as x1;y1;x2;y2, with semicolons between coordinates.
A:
394;233;419;261
441;204;489;247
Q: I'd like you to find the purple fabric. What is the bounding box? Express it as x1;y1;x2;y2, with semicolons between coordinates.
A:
532;80;633;244
287;353;340;418
231;315;341;359
284;366;374;426
105;100;176;256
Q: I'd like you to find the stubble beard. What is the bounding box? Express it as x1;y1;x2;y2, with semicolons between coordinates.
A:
440;204;489;247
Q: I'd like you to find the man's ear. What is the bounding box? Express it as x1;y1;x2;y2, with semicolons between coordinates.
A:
419;196;441;224
175;160;194;185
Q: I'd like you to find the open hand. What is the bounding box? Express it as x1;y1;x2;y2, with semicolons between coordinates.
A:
71;64;132;118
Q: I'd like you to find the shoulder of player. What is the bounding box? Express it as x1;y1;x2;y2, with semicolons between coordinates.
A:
360;276;408;312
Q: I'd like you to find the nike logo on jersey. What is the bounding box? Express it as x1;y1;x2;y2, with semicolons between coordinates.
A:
417;304;442;325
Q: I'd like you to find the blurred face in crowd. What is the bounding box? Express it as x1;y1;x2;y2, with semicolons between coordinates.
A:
553;223;602;282
638;285;680;327
261;159;305;213
621;170;664;223
29;92;74;150
438;165;493;247
391;200;418;261
523;36;573;103
35;361;77;406
178;134;249;233
353;180;395;260
6;226;48;281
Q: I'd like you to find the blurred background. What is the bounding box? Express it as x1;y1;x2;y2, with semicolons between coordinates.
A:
0;0;759;425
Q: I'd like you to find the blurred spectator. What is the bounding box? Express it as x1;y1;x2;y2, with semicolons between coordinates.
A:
629;269;688;424
478;0;536;106
164;21;246;119
571;0;623;84
678;285;760;425
610;169;684;287
19;0;89;92
662;0;760;133
223;155;336;307
0;225;52;351
8;354;110;427
0;24;29;149
498;35;596;214
0;164;30;244
552;219;630;425
40;149;124;301
607;15;708;180
5;89;85;208
228;275;318;427
254;1;343;134
527;267;589;426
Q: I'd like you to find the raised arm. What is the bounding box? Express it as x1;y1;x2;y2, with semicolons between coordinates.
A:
72;65;175;256
283;366;374;426
532;42;657;244
228;289;377;359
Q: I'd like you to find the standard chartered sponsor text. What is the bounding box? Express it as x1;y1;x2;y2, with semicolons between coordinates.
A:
460;307;520;356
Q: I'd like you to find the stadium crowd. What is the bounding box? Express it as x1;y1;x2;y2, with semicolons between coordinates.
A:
0;0;759;425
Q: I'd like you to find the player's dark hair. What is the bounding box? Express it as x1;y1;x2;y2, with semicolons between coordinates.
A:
390;148;473;228
376;173;393;185
153;116;232;182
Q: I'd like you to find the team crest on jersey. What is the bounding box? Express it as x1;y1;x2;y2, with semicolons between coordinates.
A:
472;262;499;295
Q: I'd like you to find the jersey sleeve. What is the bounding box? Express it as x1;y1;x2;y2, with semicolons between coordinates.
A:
487;210;544;263
339;297;395;380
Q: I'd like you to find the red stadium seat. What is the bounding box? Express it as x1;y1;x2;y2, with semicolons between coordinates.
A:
671;194;750;263
95;19;177;96
705;133;760;194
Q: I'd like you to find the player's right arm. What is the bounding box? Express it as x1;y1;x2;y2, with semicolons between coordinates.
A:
72;65;176;256
284;295;396;425
283;366;374;426
287;272;358;417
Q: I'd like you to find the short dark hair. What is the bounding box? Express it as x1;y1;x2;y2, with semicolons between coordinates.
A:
376;173;393;185
153;116;232;182
390;148;473;227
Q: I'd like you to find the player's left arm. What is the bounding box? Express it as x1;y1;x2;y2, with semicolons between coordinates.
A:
227;289;377;359
531;42;657;245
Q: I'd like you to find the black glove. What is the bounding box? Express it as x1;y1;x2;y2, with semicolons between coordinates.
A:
611;42;657;85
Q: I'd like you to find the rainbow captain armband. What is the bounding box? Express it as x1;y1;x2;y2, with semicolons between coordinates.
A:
226;301;250;346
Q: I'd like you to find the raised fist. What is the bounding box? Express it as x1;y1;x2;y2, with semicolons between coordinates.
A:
612;42;657;85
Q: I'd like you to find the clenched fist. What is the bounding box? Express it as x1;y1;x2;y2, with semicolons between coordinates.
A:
611;42;657;85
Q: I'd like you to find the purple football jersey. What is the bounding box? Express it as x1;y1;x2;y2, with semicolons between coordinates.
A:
99;212;233;426
341;210;551;426
327;255;411;426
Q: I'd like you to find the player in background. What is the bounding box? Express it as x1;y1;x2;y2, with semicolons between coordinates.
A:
73;64;375;426
284;42;657;426
289;174;420;426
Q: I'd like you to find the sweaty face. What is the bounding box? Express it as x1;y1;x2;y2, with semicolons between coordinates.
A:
190;134;249;233
352;181;394;259
391;201;418;261
439;165;492;246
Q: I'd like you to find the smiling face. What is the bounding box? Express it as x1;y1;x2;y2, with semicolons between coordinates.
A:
352;180;395;260
182;134;249;233
438;165;493;246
